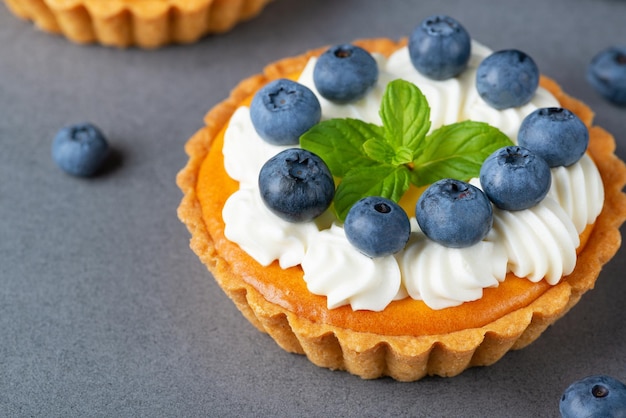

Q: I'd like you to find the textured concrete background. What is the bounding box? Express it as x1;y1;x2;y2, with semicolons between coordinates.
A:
1;0;625;416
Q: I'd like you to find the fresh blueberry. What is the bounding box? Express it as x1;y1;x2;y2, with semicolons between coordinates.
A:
415;179;493;248
560;375;626;418
476;49;540;109
408;15;471;80
250;78;321;145
344;196;411;257
587;46;626;106
258;148;335;222
479;146;551;211
51;122;109;177
313;44;379;103
518;107;589;167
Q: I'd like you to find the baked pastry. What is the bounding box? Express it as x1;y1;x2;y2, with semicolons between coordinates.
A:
177;34;626;380
3;0;273;48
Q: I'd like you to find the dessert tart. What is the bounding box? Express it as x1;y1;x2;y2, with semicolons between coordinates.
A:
3;0;273;48
177;28;626;380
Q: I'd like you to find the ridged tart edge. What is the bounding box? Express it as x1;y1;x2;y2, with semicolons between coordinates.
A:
176;38;626;381
3;0;273;48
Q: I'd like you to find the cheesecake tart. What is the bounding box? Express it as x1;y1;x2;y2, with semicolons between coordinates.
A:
177;36;626;381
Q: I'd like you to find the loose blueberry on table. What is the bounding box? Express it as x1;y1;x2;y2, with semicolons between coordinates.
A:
560;375;626;418
415;178;493;248
51;122;109;177
313;44;379;103
518;107;589;167
344;196;411;257
587;46;626;106
408;14;471;80
258;148;335;223
476;49;540;109
250;78;321;145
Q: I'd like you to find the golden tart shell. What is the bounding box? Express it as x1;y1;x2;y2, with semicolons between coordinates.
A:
4;0;273;48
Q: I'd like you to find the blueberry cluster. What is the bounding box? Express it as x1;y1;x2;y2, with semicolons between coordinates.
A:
252;15;590;257
420;107;588;248
252;42;381;224
407;15;540;110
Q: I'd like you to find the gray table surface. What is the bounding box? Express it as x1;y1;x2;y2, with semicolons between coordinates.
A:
1;0;625;416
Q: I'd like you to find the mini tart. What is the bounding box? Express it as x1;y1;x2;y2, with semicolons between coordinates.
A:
177;38;626;381
4;0;273;48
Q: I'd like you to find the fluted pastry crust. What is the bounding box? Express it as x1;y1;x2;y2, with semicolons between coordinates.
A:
4;0;273;48
177;38;626;380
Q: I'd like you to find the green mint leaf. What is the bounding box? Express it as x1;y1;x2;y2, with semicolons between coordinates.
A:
333;165;410;221
300;118;384;177
362;138;419;166
411;121;513;186
299;79;513;222
362;138;396;164
392;146;414;166
380;79;431;157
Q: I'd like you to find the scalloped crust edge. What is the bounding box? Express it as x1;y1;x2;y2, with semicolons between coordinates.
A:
176;38;626;381
3;0;273;48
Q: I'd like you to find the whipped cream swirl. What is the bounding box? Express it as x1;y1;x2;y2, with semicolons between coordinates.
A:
221;41;605;311
399;219;507;310
302;225;405;311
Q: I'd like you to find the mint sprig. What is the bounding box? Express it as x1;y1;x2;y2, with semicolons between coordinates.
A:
300;79;513;220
